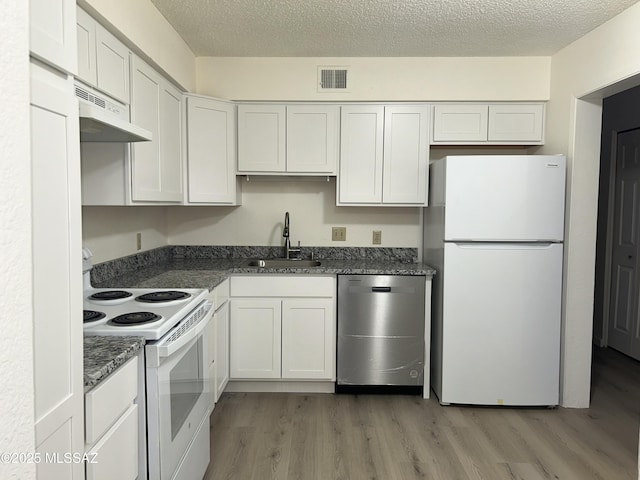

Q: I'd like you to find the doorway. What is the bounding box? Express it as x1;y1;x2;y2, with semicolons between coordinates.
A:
594;85;640;361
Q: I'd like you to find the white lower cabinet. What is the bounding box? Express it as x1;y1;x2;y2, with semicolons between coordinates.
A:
230;299;282;379
229;276;336;381
214;301;230;397
207;279;231;409
84;356;139;480
281;299;334;379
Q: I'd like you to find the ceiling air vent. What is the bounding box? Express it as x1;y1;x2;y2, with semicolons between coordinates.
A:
318;66;349;92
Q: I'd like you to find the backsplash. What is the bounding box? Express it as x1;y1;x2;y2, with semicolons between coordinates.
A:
91;245;419;284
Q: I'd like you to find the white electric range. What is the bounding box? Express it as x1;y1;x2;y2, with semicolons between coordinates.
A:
82;249;213;480
83;286;209;340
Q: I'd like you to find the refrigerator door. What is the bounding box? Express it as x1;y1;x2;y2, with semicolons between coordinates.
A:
441;242;562;406
443;155;566;241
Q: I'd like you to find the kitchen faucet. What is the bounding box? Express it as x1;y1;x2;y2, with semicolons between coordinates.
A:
283;211;301;259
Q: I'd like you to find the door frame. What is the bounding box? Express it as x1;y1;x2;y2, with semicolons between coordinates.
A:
593;85;640;348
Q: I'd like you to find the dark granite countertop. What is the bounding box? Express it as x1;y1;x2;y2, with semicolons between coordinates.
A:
84;247;434;391
93;257;436;291
84;335;145;392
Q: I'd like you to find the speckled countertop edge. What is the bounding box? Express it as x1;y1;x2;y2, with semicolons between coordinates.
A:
84;335;145;392
93;257;436;291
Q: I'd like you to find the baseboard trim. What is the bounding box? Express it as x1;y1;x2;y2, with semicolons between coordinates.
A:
225;381;336;393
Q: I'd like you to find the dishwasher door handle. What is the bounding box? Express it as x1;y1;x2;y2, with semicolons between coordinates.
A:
371;286;392;293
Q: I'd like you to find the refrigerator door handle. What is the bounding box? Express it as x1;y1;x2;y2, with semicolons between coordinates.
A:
451;242;558;249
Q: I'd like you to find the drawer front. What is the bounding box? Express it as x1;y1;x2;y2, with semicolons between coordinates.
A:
230;275;335;297
85;356;138;444
86;404;138;480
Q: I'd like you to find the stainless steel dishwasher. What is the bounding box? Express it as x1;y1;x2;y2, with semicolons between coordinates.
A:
337;275;425;389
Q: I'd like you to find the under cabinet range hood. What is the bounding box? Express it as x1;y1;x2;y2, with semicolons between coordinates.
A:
75;82;152;143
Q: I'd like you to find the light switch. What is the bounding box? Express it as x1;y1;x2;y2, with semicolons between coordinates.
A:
332;227;346;241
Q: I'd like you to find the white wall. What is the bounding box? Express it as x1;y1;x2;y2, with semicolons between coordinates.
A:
168;148;528;249
79;0;196;91
168;178;422;248
544;2;640;407
196;56;550;101
83;207;168;264
0;1;36;479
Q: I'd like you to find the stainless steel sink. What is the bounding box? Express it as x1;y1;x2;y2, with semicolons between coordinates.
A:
247;259;322;268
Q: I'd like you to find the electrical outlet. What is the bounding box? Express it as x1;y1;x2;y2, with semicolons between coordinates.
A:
136;232;142;251
372;230;382;245
332;227;346;241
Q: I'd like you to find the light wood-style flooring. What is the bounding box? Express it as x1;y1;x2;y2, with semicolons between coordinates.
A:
205;347;640;479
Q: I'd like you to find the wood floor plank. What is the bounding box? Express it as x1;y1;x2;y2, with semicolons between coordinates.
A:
205;348;640;480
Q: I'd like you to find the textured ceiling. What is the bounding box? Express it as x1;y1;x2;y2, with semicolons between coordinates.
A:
150;0;639;57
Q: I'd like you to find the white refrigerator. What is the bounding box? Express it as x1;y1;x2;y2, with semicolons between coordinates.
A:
424;155;566;406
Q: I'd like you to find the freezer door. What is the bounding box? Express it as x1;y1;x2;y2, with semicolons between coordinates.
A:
441;242;562;406
443;155;566;241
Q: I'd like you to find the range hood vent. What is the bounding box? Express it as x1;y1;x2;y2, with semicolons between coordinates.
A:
75;83;152;143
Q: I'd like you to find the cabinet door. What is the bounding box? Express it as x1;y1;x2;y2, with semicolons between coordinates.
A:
95;24;130;104
382;105;430;205
131;57;183;202
282;299;335;379
237;104;286;172
287;105;339;174
76;7;97;86
338;105;384;204
432;104;488;143
230;299;282;378
30;67;83;479
131;58;161;201
186;96;238;204
488;104;544;143
207;316;216;410
86;404;138;480
215;302;230;400
30;0;76;74
159;83;184;201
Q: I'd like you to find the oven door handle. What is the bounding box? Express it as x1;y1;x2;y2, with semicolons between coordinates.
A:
154;302;214;360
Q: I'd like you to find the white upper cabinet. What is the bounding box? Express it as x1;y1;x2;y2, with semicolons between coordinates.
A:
76;7;130;104
339;104;430;206
237;104;286;173
487;104;545;143
339;105;384;203
237;104;339;174
432;104;488;143
186;95;240;205
432;103;545;145
382;105;430;204
30;0;77;74
130;55;183;203
76;7;96;83
286;105;339;173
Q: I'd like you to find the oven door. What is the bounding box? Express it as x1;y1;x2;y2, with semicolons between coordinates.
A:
146;301;213;480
